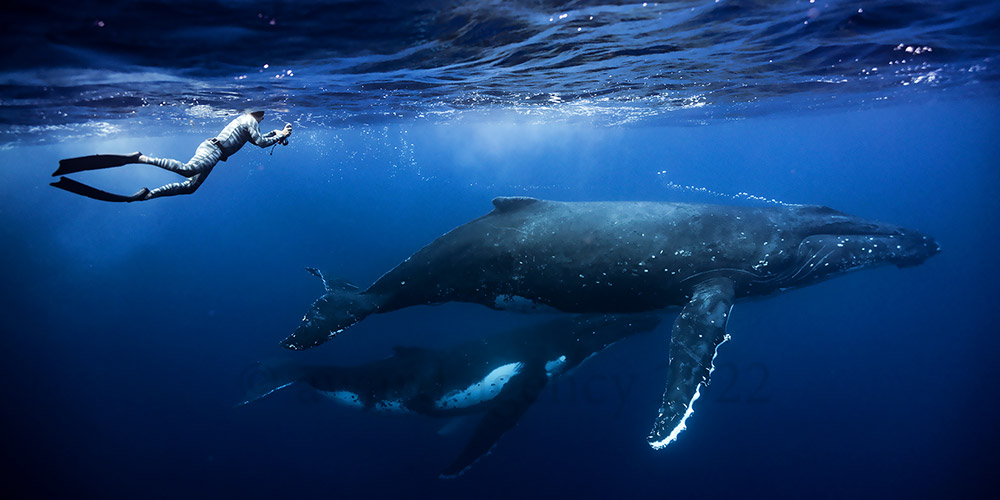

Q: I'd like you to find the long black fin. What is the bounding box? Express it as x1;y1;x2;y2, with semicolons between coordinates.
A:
52;152;141;176
50;177;146;203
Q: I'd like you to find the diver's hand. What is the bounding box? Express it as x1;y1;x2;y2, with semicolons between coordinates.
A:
271;124;292;143
275;123;292;145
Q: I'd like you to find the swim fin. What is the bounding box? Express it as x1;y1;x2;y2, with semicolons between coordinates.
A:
52;152;142;177
50;177;149;203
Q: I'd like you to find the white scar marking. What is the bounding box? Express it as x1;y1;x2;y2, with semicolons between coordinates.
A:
436;362;523;410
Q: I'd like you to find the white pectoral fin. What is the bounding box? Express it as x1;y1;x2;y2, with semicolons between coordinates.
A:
648;277;735;449
440;365;548;479
435;362;523;410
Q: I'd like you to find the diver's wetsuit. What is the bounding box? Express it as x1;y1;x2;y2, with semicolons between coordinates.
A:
139;113;285;199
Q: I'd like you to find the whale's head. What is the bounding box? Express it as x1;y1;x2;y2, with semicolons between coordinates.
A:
771;208;940;288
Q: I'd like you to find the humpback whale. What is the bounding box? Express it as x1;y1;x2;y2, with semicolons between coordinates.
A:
245;315;660;477
283;197;939;449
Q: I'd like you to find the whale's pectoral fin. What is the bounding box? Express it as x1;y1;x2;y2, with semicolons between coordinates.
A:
440;365;548;478
648;276;735;449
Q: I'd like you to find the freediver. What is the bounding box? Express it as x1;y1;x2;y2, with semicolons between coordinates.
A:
50;110;292;202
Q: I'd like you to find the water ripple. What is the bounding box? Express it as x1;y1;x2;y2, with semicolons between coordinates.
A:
0;0;997;142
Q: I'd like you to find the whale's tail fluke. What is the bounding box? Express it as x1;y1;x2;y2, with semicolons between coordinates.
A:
281;268;377;350
238;361;304;407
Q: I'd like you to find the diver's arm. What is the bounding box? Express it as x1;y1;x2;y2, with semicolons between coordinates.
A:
248;118;290;148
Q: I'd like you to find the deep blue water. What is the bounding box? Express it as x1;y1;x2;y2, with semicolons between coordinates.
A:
2;1;999;499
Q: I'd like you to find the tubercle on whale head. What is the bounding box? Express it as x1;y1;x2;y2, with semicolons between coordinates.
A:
281;290;377;350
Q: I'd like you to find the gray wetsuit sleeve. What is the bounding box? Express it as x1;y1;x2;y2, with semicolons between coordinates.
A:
213;114;282;157
247;118;283;148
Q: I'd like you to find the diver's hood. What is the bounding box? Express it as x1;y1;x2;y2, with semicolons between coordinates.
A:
248;110;265;120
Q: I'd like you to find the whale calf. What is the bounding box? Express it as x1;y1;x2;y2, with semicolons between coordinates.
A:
283;197;939;448
246;315;660;477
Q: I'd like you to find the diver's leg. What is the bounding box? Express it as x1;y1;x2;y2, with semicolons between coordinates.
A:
143;170;210;200
139;140;220;178
137;154;186;172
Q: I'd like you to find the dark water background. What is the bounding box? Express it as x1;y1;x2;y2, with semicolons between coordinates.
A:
1;1;999;498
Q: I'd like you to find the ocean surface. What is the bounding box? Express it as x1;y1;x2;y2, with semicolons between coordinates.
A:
1;0;997;498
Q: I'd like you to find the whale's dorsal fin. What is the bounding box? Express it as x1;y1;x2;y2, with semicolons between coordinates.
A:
491;196;540;213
